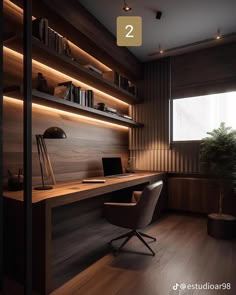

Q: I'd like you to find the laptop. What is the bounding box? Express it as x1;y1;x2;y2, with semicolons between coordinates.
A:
102;157;134;178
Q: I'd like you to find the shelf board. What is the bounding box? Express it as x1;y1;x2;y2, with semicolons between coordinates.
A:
4;35;142;105
3;87;144;128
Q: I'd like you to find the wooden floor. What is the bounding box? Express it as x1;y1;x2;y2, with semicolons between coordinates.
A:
51;213;236;295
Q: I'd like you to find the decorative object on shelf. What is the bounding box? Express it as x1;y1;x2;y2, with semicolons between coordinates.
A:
128;80;136;95
62;37;74;59
7;169;24;191
54;84;70;100
200;123;236;238
97;102;106;111
35;127;67;190
106;106;117;114
36;72;49;93
121;114;132;120
56;81;74;101
96;103;117;114
126;157;136;173
84;64;103;76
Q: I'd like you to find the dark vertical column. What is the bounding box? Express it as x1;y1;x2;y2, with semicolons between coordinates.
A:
23;0;32;294
169;59;173;144
0;0;3;291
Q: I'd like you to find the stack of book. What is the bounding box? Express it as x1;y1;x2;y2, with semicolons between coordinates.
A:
54;81;94;108
117;73;136;95
32;18;71;56
103;71;136;95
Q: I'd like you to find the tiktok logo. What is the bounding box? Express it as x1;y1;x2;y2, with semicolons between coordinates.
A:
173;283;179;290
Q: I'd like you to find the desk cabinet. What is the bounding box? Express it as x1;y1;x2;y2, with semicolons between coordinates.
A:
168;177;236;215
4;173;165;294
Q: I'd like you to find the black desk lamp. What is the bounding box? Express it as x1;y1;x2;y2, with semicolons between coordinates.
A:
35;127;67;190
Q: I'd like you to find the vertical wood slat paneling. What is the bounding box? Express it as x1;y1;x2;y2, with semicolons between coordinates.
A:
130;58;200;173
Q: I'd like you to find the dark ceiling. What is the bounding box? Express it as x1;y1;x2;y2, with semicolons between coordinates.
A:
78;0;236;61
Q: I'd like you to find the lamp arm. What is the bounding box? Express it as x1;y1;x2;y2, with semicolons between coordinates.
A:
36;135;45;187
39;136;50;177
41;136;56;185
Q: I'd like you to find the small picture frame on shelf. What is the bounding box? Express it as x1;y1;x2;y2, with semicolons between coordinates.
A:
54;85;70;100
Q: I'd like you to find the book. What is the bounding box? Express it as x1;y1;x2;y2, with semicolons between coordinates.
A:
80;90;86;106
43;18;48;46
73;86;81;104
114;72;119;86
58;34;63;54
32;18;44;41
48;28;54;50
32;18;48;45
87;90;94;107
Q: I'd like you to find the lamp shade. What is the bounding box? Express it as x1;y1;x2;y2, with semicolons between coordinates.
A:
43;127;67;139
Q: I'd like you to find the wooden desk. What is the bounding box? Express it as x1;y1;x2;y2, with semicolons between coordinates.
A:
4;172;165;294
4;172;162;206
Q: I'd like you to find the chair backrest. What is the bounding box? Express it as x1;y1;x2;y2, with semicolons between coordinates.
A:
135;180;163;229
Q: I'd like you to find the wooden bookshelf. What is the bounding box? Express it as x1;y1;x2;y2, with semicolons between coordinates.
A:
4;35;142;105
3;87;144;128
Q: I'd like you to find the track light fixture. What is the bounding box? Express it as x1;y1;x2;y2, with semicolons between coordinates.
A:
149;29;236;58
123;0;132;12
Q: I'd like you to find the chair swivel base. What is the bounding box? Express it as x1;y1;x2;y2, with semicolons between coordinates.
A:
109;230;156;256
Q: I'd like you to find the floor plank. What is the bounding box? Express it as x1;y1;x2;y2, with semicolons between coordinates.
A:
52;214;236;295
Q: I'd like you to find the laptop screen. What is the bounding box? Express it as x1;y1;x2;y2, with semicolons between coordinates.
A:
102;157;123;176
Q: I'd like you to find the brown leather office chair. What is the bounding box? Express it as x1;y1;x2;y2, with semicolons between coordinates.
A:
104;180;163;256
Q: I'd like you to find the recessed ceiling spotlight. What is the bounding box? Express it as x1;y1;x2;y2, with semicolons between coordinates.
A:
216;29;222;40
123;0;132;12
159;45;164;54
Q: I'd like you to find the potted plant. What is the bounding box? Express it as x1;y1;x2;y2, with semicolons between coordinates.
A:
200;122;236;239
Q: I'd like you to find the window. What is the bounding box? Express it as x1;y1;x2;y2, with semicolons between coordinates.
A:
172;91;236;141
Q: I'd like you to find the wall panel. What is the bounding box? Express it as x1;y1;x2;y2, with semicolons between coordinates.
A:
130;58;200;173
3;98;129;186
